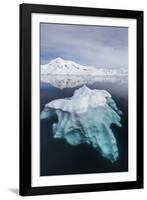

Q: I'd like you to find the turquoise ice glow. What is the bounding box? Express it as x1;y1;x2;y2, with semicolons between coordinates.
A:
41;86;122;162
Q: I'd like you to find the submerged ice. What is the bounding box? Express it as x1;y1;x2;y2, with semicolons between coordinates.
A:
41;85;122;162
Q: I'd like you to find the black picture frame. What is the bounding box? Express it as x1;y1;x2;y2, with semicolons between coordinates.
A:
19;3;144;196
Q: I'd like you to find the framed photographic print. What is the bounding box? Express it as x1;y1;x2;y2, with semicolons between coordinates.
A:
19;3;143;196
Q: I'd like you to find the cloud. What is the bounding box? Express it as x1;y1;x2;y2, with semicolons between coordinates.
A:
40;23;128;68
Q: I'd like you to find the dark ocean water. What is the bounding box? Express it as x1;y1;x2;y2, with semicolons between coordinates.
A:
40;79;128;176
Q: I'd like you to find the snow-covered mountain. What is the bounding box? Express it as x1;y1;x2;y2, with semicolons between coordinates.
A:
41;57;128;76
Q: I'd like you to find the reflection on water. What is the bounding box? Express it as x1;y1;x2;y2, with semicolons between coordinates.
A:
41;75;128;89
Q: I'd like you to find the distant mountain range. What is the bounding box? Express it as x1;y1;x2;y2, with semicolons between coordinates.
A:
41;57;128;76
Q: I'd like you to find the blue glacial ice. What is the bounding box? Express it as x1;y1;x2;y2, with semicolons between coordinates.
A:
41;85;122;162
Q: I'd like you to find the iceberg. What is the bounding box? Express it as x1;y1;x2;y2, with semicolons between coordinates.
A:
41;85;122;162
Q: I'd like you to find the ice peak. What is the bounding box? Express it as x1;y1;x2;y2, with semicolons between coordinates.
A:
78;85;90;92
74;85;90;96
81;85;90;91
46;86;111;114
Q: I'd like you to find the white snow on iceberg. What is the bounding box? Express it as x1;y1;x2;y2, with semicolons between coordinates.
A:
41;85;122;162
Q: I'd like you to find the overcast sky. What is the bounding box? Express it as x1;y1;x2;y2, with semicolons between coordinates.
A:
40;23;128;68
